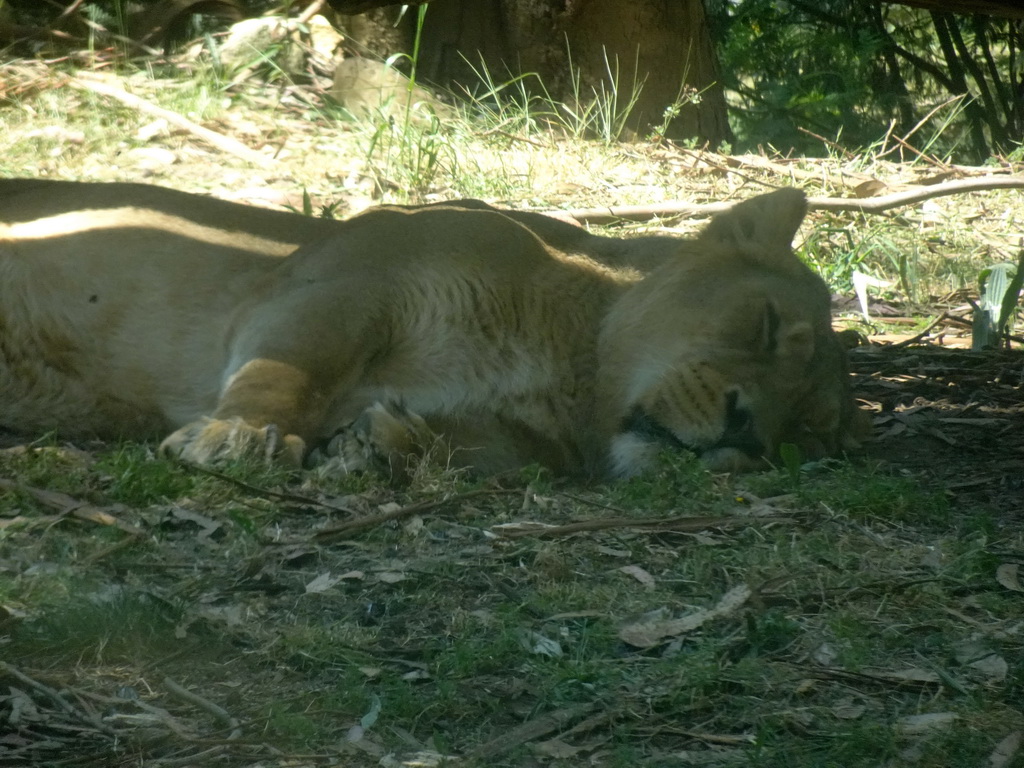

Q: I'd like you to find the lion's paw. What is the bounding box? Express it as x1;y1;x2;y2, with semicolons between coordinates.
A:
159;417;305;467
309;402;434;481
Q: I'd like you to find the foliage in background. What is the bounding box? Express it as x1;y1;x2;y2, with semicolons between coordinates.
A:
707;0;1023;161
3;0;1023;163
972;249;1024;349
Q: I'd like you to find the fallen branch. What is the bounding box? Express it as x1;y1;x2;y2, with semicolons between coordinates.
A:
164;677;241;740
557;175;1024;225
67;74;276;168
0;477;145;536
887;312;952;349
296;0;327;23
1;662;117;737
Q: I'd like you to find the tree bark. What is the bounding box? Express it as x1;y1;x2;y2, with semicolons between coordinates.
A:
332;0;733;146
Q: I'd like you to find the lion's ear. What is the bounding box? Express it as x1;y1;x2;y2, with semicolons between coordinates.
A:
701;188;807;263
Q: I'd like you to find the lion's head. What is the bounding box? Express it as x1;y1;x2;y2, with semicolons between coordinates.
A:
598;188;861;476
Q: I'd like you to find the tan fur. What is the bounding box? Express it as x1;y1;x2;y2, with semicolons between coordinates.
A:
0;179;862;478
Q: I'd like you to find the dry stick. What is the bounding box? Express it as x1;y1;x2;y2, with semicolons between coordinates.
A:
149;746;230;768
1;662;118;737
163;677;242;740
314;488;517;542
888;134;950;171
796;126;858;159
887;312;952;349
296;0;327;23
76;689;194;739
494;514;793;539
877;94;968;161
67;75;276;168
0;477;146;536
179;461;359;515
557;175;1024;225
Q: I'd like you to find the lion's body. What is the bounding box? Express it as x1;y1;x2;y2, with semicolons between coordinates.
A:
0;179;858;477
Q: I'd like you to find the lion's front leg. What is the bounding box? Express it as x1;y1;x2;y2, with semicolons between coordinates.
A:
159;358;323;467
159;416;306;466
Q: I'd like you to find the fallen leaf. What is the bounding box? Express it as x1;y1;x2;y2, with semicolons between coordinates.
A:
971;654;1008;681
619;584;751;647
831;699;866;720
533;738;584;758
360;694;382;730
811;642;839;667
4;687;38;725
135;118;169;141
989;730;1022;768
996;564;1023;592
896;712;958;735
198;603;245;627
469;703;594;759
379;750;456;767
853;179;886;198
956;639;1007;682
619;564;656;589
305;572;341;593
517;628;563;657
166;507;222;540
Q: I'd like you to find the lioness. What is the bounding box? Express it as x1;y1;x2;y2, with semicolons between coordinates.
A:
0;178;859;478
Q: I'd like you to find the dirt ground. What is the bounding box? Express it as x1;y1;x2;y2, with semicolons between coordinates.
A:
850;343;1024;521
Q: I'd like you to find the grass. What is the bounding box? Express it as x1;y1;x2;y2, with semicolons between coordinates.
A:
3;440;1019;766
0;48;1022;768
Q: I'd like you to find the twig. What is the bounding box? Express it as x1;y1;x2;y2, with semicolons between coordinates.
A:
0;478;145;536
796;126;857;159
314;488;517;541
296;0;327;24
163;677;242;740
555;175;1024;225
149;746;230;768
0;662;117;736
178;461;359;515
493;514;793;539
477;126;552;149
887;312;952;349
676;148;774;187
76;689;195;738
888;134;950;171
67;75;276;168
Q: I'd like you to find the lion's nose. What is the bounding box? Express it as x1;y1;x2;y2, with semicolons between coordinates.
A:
710;390;764;458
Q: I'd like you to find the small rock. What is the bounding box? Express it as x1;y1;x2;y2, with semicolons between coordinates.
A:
123;146;177;170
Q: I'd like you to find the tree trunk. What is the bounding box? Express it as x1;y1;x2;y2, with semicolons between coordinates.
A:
333;0;732;146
